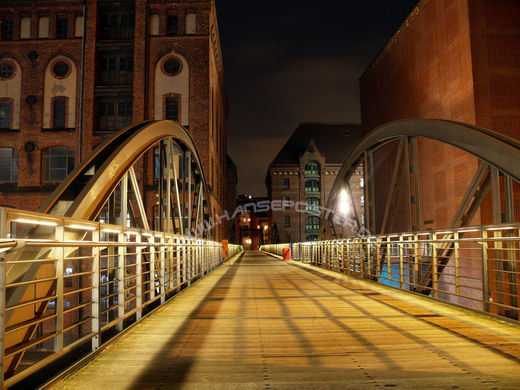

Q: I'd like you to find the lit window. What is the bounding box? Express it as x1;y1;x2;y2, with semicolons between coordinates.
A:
186;13;196;34
42;146;74;182
74;16;84;37
305;216;320;232
360;177;364;188
305;179;320;193
0;101;11;128
304;161;320;176
39;16;49;38
306;197;320;212
360;196;365;206
0;148;18;183
149;14;159;35
20;17;31;39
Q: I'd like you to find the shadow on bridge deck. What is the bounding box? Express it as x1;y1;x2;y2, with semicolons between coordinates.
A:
47;251;520;389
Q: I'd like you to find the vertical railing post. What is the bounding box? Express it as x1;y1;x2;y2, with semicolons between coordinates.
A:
399;235;404;290
54;224;64;353
454;231;460;297
432;233;438;299
367;237;372;279
149;235;156;302
136;233;142;321
0;208;7;389
116;232;126;331
481;229;490;312
413;234;419;291
91;228;100;351
160;236;166;303
386;236;391;282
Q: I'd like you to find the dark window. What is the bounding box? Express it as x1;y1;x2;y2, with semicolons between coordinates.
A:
284;216;290;226
0;62;13;79
2;19;13;40
167;15;178;36
305;234;318;241
163;57;181;76
98;53;133;85
56;17;67;38
42;146;74;182
154;147;160;180
0;147;18;183
96;98;133;132
165;96;179;121
304;161;320;176
285;234;291;243
99;9;134;40
53;98;66;128
52;61;70;78
0;101;10;127
283;178;290;188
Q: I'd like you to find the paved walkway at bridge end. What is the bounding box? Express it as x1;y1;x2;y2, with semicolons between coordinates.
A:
48;251;520;389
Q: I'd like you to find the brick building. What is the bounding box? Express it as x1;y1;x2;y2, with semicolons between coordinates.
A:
0;0;231;239
266;123;363;243
360;0;520;231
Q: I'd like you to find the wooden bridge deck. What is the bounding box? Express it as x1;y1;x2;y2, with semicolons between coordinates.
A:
49;251;520;389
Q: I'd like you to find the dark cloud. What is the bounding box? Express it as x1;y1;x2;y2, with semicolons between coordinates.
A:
217;0;419;196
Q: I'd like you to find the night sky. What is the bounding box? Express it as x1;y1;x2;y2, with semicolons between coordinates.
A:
216;0;419;196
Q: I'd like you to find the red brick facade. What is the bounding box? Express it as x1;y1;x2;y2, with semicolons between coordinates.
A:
360;0;520;231
0;0;232;240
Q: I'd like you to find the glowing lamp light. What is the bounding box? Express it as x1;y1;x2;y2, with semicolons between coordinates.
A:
338;189;349;215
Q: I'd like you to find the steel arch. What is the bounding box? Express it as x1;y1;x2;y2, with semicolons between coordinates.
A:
321;119;520;239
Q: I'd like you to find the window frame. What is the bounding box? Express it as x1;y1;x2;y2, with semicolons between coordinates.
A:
0;98;13;129
42;146;75;182
0;147;18;183
52;96;68;128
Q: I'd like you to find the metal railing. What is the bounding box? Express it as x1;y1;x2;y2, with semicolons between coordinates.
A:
262;224;520;323
0;207;241;388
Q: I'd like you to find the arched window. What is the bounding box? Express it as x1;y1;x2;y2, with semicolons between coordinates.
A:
305;179;320;193
42;146;74;182
305;216;320;232
0;147;18;183
304;161;320;176
306;197;320;212
44;56;76;129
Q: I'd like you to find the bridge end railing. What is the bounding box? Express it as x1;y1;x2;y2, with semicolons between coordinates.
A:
261;224;520;323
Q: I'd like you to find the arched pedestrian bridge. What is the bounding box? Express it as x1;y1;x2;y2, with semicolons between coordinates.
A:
1;119;520;389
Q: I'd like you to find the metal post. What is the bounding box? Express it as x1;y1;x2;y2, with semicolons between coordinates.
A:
54;225;64;353
399;235;404;289
91;229;100;350
481;229;490;312
413;234;419;291
116;232;125;331
0;208;7;388
432;233;438;299
160;236;166;302
454;231;460;297
136;233;142;321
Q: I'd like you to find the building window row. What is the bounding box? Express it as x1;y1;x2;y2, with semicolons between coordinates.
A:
1;15;84;41
305;179;320;193
305;216;320;232
0;146;74;183
304;161;320;176
149;12;197;36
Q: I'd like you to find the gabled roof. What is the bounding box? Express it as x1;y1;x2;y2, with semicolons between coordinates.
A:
270;123;363;166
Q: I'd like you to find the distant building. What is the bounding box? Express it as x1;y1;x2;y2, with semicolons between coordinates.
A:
224;154;238;242
0;0;233;239
266;123;363;243
235;194;269;249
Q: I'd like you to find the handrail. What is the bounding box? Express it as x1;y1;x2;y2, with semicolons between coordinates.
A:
262;223;520;323
0;206;243;388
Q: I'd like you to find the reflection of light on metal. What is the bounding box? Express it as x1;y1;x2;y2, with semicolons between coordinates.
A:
458;229;479;233
488;226;514;231
68;224;96;231
264;225;268;230
338;189;349;215
125;231;139;236
16;218;57;226
102;228;121;233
